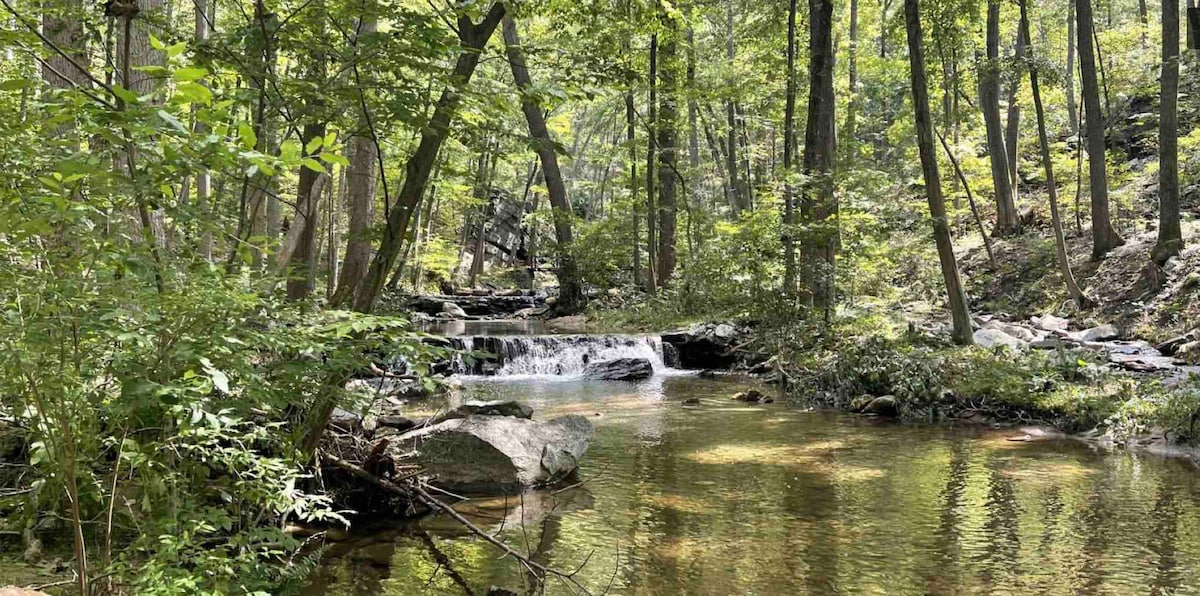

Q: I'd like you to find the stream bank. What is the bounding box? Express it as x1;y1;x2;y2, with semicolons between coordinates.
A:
306;320;1200;595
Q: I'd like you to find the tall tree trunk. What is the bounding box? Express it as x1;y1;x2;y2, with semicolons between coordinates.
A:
352;3;506;313
982;0;1021;236
656;19;678;288
625;33;642;288
1019;0;1089;307
286;121;328;300
41;0;87;91
802;0;838;316
1077;0;1123;258
1066;0;1079;135
783;0;799;299
502;15;585;311
646;33;659;289
843;0;859;165
904;0;974;345
331;14;379;306
194;0;213;261
1004;27;1025;189
701;107;732;208
686;26;700;173
1155;0;1183;263
725;2;745;213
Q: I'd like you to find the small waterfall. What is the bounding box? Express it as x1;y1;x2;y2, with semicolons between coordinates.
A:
446;334;668;378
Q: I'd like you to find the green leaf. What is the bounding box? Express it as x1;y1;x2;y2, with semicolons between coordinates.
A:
166;41;188;58
304;135;323;154
300;158;326;174
0;79;30;91
149;34;166;50
173;67;208;82
112;85;140;105
318;152;349;167
157;110;189;133
175;82;212;104
238;123;257;150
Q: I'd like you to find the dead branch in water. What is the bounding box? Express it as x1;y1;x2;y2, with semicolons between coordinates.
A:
319;451;600;595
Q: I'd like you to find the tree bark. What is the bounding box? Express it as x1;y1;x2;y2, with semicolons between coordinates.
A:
625;34;641;288
783;0;799;299
1155;0;1183;263
725;2;745;213
331;14;379;307
844;0;859;165
1004;27;1025;189
1019;0;1089;307
1066;0;1079;135
1077;0;1123;258
646;33;659;289
802;0;838;316
286;121;328;300
502;15;584;311
904;0;974;345
656;18;678;289
981;0;1021;236
352;3;506;313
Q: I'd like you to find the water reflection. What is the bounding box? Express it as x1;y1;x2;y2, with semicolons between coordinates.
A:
308;375;1200;595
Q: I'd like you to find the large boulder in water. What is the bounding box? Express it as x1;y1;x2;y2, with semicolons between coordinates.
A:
429;400;534;425
584;358;653;381
395;415;593;494
661;322;743;369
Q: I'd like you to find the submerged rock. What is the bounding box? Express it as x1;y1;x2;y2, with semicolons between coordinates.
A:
396;415;593;494
861;395;899;417
433;400;534;423
584;358;653;381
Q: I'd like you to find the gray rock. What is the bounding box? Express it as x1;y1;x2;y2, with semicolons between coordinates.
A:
973;328;1026;350
1030;337;1077;350
583;358;654;381
862;395;899;417
442;301;468;319
1032;314;1070;332
1157;333;1197;356
1077;324;1120;342
396;415;593;493
443;400;534;421
988;322;1039;342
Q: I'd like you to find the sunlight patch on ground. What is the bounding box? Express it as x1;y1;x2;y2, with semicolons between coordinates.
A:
643;493;711;515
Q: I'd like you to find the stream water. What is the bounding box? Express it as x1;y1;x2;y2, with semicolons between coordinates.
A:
307;322;1200;595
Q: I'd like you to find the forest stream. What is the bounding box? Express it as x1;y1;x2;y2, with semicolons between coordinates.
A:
305;322;1200;596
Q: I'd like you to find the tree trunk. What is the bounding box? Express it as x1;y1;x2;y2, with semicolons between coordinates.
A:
41;0;88;91
352;3;506;313
1066;0;1078;134
725;2;745;213
1077;0;1123;258
1004;27;1025;189
646;33;659;290
1019;0;1089;307
502;15;584;312
656;20;678;289
286;121;328;301
904;0;974;345
331;14;379;307
783;0;799;299
843;0;859;165
686;27;700;173
1155;0;1183;263
802;0;838;316
625;36;641;288
982;0;1021;237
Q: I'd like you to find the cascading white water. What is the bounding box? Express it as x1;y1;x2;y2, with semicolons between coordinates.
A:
447;334;670;378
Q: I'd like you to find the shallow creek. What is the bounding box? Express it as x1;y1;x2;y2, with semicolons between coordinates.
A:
307;322;1200;595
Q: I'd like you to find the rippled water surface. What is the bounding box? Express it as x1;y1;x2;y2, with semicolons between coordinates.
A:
309;339;1200;595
